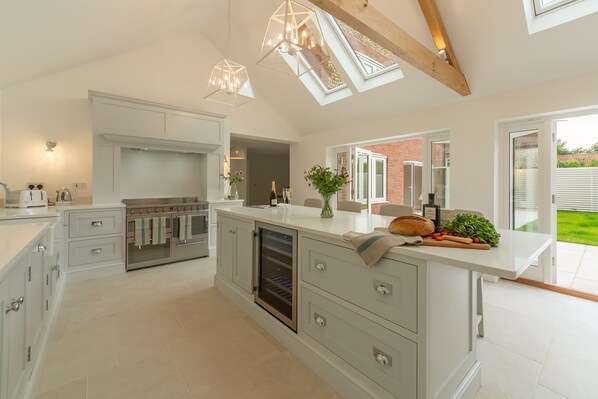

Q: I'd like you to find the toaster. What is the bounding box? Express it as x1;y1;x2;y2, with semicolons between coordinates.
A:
4;189;48;208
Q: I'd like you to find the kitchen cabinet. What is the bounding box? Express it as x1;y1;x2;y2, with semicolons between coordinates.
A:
217;215;254;294
28;236;49;369
208;200;244;255
64;207;125;281
90;91;225;147
3;254;31;399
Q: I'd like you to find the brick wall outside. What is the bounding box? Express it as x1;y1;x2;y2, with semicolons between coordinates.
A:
363;139;423;214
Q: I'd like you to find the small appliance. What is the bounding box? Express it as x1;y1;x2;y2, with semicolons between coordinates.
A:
1;182;48;208
56;188;73;204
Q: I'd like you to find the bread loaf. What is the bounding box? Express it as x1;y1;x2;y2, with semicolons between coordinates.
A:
388;214;435;236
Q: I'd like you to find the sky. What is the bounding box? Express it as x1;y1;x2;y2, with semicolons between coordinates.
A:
556;113;598;150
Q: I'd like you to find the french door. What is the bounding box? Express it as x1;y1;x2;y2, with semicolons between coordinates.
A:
503;122;556;282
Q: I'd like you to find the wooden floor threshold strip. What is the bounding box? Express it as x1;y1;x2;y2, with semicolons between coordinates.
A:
515;278;598;303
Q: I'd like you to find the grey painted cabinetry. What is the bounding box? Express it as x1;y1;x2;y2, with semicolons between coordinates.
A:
216;215;254;294
0;230;57;399
64;207;125;280
208;200;243;255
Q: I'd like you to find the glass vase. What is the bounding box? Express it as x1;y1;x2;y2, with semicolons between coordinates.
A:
228;183;239;200
320;193;333;218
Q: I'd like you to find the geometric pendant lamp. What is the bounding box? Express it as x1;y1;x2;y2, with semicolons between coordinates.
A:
205;0;255;106
257;0;330;76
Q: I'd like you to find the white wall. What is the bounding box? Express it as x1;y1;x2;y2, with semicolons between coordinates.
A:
0;32;299;202
291;70;598;224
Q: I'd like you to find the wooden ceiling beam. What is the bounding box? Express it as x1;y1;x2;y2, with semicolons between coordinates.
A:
307;0;470;96
417;0;462;73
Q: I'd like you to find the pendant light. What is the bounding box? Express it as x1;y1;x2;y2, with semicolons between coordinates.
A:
205;0;254;106
257;0;330;76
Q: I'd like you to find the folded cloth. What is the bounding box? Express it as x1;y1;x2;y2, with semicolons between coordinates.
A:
134;218;150;246
178;215;192;241
152;216;167;245
342;230;423;267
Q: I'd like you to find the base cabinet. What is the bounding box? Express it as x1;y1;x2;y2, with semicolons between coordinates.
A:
216;215;254;294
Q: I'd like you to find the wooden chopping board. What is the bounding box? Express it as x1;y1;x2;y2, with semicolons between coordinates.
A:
373;228;491;250
421;237;491;250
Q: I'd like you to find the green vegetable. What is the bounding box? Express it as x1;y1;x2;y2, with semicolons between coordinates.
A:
443;214;501;247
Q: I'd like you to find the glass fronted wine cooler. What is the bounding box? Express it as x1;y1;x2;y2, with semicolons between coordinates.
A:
254;222;298;332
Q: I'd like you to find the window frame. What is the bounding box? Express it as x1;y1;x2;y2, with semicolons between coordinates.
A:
370;154;388;203
533;0;579;15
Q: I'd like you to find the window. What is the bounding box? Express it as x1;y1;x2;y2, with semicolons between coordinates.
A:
371;155;387;202
430;140;450;208
523;0;598;34
533;0;579;15
331;18;399;79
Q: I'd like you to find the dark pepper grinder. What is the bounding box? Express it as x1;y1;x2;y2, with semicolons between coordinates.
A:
423;193;441;231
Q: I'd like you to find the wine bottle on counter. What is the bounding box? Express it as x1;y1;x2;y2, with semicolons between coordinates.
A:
422;193;440;231
270;181;278;207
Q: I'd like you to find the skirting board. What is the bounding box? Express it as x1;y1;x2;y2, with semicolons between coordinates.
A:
215;275;401;399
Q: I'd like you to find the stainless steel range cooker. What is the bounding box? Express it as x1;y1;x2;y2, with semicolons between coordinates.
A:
123;197;209;270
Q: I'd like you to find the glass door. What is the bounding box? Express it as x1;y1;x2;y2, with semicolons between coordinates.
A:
352;148;370;212
505;123;555;282
430;139;451;209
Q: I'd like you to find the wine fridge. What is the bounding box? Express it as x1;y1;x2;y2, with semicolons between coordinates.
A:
254;222;298;332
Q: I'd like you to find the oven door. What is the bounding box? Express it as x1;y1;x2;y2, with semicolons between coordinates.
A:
171;211;209;262
126;216;172;270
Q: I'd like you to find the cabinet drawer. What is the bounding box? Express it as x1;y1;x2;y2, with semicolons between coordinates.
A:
302;287;417;399
69;210;123;238
68;237;122;267
301;237;418;332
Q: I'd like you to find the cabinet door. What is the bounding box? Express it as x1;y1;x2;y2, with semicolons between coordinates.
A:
43;251;55;317
0;278;9;399
52;239;62;295
6;256;29;399
217;218;234;280
232;220;254;294
28;239;47;367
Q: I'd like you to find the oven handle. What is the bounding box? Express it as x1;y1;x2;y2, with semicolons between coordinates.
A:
127;235;171;244
175;240;206;247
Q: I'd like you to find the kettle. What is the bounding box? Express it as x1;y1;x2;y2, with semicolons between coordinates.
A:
56;188;73;203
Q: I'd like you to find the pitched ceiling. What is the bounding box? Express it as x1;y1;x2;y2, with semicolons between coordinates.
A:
1;0;598;135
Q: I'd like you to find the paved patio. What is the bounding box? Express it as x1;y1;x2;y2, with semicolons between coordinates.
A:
556;241;598;296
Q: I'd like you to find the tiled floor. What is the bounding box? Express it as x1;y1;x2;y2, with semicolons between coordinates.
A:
37;257;598;399
555;241;598;296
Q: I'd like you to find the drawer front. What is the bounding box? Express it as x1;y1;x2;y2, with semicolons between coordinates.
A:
301;237;418;332
68;237;122;267
302;287;417;399
69;210;123;238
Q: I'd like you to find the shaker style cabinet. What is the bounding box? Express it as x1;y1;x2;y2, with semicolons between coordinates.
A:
216;215;254;294
208;200;244;254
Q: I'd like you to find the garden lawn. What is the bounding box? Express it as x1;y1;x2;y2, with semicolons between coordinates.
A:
557;210;598;246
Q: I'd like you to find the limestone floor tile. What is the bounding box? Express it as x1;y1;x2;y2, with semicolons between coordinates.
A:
476;339;542;398
483;303;557;362
87;346;191;399
555;270;575;288
539;330;598;399
571;278;598;295
38;324;118;394
533;385;568;399
243;351;340;399
35;378;86;399
193;374;263;399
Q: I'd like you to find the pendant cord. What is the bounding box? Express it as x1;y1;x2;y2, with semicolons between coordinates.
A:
227;0;231;59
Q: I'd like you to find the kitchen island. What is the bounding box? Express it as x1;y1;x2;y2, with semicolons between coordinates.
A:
214;205;552;399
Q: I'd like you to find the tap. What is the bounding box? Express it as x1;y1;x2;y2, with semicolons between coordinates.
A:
0;181;11;196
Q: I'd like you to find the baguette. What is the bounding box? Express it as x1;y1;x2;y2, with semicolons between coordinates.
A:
388;214;435;236
442;235;473;244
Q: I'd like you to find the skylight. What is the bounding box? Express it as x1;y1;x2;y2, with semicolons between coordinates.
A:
533;0;579;15
524;0;598;34
332;18;399;78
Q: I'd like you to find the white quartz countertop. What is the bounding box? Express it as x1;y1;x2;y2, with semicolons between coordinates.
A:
217;205;553;279
0;223;50;281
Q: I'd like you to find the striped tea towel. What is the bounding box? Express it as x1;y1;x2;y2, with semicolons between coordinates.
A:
342;231;423;267
134;218;150;246
178;215;192;241
152;216;167;245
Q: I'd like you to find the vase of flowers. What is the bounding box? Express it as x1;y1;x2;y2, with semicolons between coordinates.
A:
304;165;349;218
221;170;244;200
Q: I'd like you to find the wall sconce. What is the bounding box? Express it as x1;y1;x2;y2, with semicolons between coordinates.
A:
45;140;57;158
224;155;229;167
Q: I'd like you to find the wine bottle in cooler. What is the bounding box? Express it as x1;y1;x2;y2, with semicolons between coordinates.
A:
270;181;277;207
